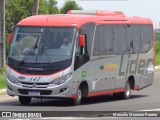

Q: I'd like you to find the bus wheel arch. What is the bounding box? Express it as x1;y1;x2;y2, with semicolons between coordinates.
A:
113;76;135;99
127;75;135;90
79;81;89;98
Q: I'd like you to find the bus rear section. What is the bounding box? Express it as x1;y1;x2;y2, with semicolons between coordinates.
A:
6;10;154;105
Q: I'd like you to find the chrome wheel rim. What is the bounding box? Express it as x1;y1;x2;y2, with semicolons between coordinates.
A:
126;83;130;96
77;89;82;102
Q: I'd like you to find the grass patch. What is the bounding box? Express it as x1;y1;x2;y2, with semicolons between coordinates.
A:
156;52;160;65
0;67;6;90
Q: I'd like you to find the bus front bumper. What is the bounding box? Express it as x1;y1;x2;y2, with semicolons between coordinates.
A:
6;78;73;99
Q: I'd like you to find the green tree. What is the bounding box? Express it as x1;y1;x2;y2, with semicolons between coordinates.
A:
156;33;160;42
5;0;33;33
156;40;160;54
60;0;82;14
39;0;59;14
155;40;160;65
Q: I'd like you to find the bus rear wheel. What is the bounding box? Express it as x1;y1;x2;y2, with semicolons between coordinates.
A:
19;96;31;105
122;81;131;99
113;81;131;99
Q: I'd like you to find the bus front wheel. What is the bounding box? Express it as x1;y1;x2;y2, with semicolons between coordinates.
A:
19;96;32;105
71;88;82;105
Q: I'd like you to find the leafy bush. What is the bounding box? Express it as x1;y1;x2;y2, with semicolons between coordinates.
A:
155;40;160;65
155;41;160;53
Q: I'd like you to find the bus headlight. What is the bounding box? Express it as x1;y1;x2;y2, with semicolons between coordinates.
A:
6;73;20;83
51;73;72;85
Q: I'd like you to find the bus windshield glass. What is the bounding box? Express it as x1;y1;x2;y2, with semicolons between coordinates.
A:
8;26;76;63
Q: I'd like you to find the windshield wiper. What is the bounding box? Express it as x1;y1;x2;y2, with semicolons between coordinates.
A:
19;36;40;65
38;41;52;64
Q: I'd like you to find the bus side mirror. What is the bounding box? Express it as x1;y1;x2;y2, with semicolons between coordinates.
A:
79;35;85;47
8;33;13;45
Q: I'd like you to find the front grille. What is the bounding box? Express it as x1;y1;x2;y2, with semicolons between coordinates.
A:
21;82;50;85
18;89;52;95
20;82;50;88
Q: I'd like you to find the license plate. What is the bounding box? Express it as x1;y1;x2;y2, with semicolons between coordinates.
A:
28;91;40;96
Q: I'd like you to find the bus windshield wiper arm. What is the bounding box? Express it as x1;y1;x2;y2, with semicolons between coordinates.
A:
19;36;40;65
40;43;52;64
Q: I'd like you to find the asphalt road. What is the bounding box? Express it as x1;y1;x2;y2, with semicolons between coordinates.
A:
0;71;160;116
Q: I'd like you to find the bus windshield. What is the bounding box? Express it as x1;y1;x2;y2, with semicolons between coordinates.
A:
8;26;76;63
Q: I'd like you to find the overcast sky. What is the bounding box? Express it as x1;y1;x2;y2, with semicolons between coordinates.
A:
57;0;160;25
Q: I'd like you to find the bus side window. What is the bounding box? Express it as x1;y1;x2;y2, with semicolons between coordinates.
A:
140;25;152;53
113;25;128;55
93;25;114;56
74;34;89;70
129;25;141;54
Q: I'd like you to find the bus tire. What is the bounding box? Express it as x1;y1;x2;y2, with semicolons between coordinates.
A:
121;81;131;99
72;87;82;105
19;96;31;105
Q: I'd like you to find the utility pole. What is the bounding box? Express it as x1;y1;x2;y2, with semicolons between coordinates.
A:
32;0;40;15
0;0;6;68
